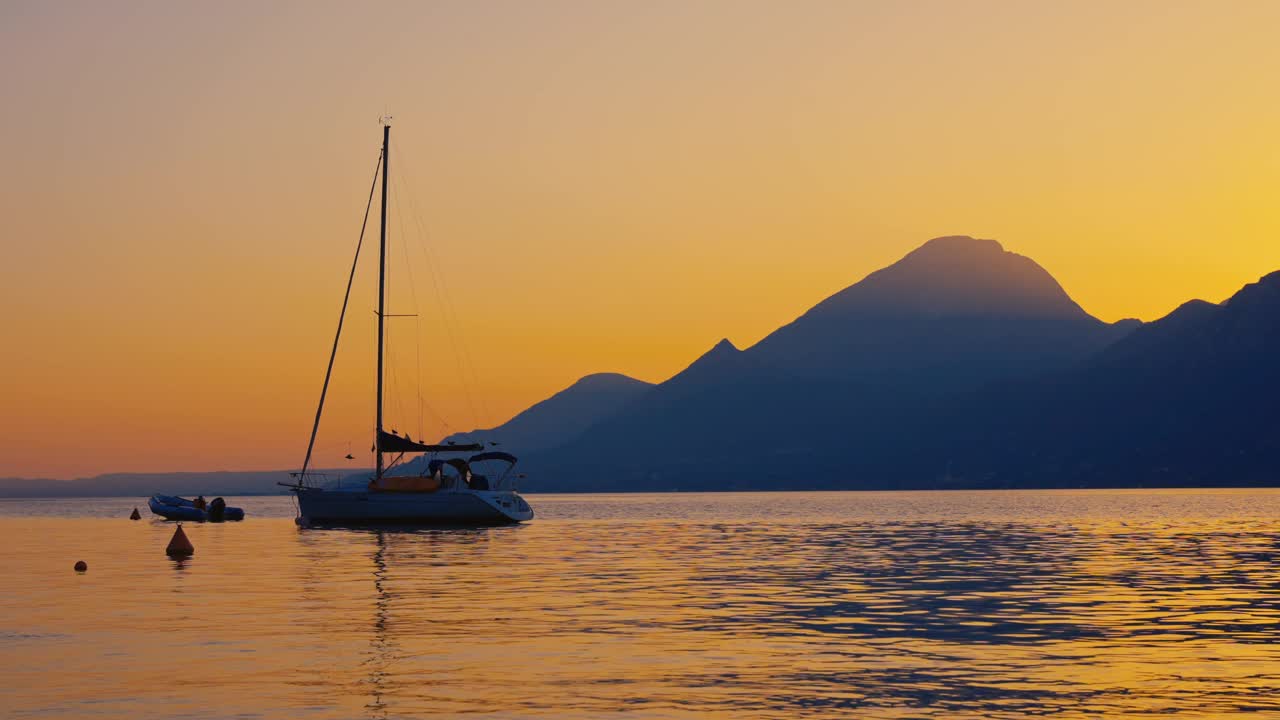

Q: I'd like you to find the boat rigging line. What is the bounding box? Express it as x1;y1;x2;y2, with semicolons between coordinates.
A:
391;154;491;436
389;170;421;442
298;149;384;483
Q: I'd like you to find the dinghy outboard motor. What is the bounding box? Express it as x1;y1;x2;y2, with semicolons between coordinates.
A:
208;497;227;523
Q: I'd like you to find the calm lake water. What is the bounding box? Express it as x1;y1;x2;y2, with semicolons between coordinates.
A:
2;490;1279;719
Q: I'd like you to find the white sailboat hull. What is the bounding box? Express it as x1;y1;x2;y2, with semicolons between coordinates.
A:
294;486;534;526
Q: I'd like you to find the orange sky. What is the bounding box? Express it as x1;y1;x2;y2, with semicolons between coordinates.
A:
2;1;1278;478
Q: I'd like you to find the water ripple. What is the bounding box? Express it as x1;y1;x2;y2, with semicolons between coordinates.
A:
2;490;1279;718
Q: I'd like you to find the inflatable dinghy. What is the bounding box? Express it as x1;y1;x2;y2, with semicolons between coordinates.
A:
148;495;245;522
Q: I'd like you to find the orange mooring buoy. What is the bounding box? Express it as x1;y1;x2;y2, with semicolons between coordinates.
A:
166;524;194;557
129;507;141;520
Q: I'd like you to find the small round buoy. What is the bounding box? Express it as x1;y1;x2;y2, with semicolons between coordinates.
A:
74;561;88;572
166;524;194;557
129;507;141;520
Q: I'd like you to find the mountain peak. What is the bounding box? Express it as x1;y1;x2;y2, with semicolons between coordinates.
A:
684;338;741;370
708;337;739;354
912;235;1005;256
659;338;745;390
808;235;1092;320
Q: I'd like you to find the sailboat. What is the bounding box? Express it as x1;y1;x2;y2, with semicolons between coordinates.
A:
286;120;534;526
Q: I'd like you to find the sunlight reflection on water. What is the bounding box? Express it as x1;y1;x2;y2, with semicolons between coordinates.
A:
2;490;1278;718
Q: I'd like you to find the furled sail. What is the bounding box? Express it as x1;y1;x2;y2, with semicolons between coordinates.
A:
378;430;482;454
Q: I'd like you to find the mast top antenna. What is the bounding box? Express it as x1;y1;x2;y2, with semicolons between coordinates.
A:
380;114;393;127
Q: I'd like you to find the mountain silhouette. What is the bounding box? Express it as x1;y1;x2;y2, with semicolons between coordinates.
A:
1087;272;1279;376
525;264;1278;491
519;236;1152;489
5;240;1274;497
663;338;748;391
444;372;653;454
930;269;1280;488
745;235;1135;390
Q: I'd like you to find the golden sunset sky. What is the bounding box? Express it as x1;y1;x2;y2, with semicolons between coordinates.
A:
2;1;1278;478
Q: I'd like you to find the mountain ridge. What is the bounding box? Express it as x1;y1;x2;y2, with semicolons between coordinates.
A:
515;239;1276;491
5;237;1275;496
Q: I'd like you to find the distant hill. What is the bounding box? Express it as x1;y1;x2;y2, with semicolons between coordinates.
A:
444;372;654;454
0;372;656;497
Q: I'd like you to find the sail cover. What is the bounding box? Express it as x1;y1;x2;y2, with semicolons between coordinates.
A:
378;430;482;454
469;451;518;465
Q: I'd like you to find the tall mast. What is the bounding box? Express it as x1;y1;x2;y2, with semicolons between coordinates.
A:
376;120;390;481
